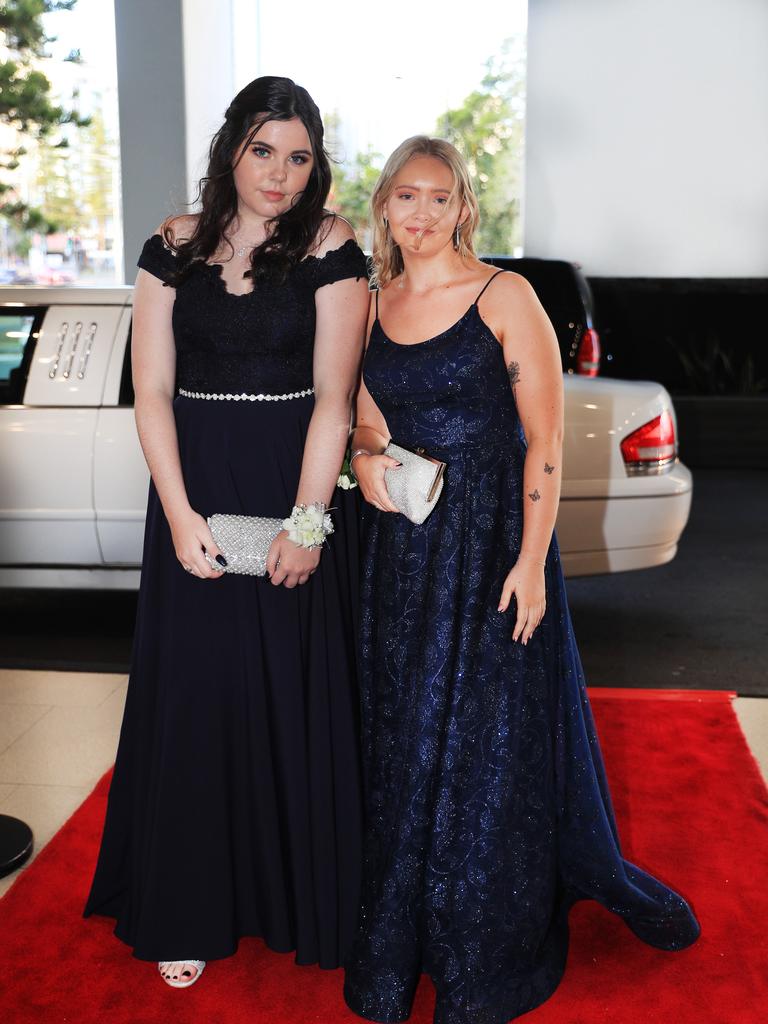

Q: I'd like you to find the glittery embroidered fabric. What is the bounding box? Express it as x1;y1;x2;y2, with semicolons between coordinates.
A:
343;295;701;1024
137;233;369;394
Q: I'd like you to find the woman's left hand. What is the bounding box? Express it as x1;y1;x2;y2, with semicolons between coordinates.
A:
265;530;321;588
498;557;547;644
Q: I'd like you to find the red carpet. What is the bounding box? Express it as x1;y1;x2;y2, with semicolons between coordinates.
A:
1;689;766;1024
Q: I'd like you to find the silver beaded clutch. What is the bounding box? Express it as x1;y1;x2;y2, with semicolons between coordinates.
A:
383;441;446;525
204;513;284;576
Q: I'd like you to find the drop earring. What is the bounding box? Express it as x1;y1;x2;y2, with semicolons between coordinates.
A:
453;222;461;250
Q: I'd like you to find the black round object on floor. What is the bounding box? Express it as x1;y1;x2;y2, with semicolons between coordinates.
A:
0;815;33;878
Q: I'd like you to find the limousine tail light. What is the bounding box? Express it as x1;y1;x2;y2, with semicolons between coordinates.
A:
621;410;677;474
577;328;601;376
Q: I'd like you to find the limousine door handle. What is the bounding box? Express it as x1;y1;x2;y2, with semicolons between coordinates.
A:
76;322;98;379
48;321;69;379
62;321;83;379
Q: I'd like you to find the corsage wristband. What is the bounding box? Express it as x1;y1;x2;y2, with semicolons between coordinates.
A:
282;502;334;550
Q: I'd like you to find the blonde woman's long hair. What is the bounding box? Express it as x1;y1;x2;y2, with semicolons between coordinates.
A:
370;136;480;289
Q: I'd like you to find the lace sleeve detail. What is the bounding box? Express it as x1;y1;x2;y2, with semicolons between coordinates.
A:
137;234;179;284
310;238;369;290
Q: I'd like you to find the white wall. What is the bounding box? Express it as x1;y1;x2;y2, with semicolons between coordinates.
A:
525;0;768;277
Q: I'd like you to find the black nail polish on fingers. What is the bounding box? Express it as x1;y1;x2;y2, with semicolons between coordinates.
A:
216;553;227;566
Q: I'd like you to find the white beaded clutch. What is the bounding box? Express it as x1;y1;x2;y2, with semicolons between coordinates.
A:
204;513;284;576
383;441;446;525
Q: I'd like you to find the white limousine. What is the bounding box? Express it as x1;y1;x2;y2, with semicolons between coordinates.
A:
0;286;692;588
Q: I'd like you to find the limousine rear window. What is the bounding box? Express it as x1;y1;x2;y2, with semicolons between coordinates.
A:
0;311;43;403
0;314;35;381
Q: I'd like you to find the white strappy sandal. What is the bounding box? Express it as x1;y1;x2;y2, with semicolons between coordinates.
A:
158;959;206;988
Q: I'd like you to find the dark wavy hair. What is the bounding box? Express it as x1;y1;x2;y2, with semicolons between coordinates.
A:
163;76;333;283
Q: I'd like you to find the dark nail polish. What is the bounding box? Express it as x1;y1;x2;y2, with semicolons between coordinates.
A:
215;554;227;566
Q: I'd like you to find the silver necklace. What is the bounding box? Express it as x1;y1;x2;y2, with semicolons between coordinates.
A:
235;243;256;259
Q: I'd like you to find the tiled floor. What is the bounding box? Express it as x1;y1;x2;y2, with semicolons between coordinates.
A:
0;669;766;900
0;670;127;898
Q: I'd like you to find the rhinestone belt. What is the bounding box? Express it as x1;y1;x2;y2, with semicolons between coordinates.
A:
178;387;314;402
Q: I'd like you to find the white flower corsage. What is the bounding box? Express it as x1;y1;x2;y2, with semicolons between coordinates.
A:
337;452;359;490
282;502;334;550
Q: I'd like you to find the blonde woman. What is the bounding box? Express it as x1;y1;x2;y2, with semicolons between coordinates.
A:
343;137;700;1024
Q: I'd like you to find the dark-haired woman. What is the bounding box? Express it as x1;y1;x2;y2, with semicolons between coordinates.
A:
84;76;369;988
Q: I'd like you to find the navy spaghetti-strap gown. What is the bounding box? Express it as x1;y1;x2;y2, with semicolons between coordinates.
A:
343;274;700;1024
84;234;368;968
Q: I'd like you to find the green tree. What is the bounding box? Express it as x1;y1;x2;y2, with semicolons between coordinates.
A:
324;110;380;246
34;132;81;230
329;149;381;245
79;106;115;249
323;40;526;256
0;0;86;233
436;36;525;255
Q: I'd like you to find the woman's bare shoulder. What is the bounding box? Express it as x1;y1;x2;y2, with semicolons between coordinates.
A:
481;268;545;316
485;268;537;297
311;212;357;258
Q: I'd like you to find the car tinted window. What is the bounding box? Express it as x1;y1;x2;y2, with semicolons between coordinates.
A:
119;320;134;406
486;259;583;319
483;258;591;370
0;310;42;404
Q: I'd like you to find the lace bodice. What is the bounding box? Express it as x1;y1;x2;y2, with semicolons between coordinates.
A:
137;233;369;395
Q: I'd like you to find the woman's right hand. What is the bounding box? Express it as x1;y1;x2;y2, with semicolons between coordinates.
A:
353;453;402;513
168;507;226;579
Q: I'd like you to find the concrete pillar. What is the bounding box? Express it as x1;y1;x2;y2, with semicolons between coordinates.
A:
114;0;239;282
114;0;187;283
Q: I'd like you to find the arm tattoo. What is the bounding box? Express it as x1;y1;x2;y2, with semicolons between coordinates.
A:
544;462;555;474
507;360;520;390
528;488;541;502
